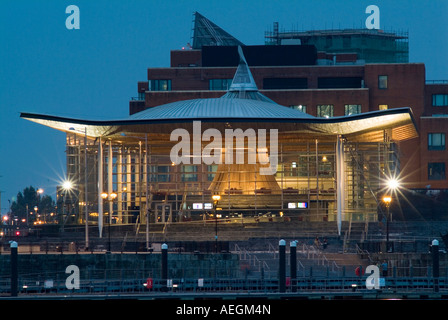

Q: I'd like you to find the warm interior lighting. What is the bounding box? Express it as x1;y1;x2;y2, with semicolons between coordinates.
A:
101;192;117;200
382;195;392;205
212;195;221;202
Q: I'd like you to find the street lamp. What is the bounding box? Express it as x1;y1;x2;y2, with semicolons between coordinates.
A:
382;195;392;252
212;195;221;253
101;192;117;253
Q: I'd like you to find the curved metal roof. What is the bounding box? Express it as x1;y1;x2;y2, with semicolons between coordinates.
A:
128;97;314;121
19;46;418;142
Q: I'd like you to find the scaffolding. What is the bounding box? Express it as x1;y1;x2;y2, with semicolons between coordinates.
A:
265;24;409;63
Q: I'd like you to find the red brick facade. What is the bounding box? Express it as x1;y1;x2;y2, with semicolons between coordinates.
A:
129;49;448;190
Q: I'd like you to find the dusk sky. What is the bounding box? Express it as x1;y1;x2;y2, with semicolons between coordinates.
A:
1;0;447;213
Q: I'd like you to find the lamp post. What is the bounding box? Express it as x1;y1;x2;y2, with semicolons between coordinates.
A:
382;195;392;252
212;195;221;253
101;191;117;253
61;180;73;232
37;188;43;223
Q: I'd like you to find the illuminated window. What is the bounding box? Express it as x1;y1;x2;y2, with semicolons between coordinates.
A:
150;79;171;91
379;104;388;110
317;105;334;118
344;104;361;115
289;105;307;113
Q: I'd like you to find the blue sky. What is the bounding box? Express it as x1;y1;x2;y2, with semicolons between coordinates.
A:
0;0;447;212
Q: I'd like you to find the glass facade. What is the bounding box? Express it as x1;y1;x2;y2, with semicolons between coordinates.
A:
64;131;398;226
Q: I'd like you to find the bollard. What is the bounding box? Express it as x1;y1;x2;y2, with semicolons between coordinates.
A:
432;239;439;292
279;239;286;293
10;241;18;297
161;243;168;292
290;240;297;292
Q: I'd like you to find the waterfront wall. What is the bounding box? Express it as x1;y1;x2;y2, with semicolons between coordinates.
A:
0;253;240;280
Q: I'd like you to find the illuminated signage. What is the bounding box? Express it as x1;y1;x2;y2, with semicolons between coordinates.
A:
192;203;203;209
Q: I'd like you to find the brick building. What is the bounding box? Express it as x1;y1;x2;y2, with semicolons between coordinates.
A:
130;13;448;191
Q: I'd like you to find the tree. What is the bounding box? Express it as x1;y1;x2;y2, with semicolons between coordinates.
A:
10;186;55;224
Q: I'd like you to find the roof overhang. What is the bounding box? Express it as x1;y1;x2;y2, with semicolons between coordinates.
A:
20;107;418;142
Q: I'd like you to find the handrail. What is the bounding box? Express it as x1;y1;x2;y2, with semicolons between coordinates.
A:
426;80;448;84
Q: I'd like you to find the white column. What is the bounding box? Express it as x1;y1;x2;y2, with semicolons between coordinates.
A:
126;151;132;224
98;137;103;238
84;128;89;248
108;141;113;223
336;135;346;236
117;147;123;223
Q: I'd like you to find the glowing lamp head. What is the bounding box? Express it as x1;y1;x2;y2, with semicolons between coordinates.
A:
387;178;400;190
212;195;221;202
382;195;392;205
62;180;73;190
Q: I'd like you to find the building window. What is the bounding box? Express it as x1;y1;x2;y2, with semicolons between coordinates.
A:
150;79;171;91
289;105;307;113
428;162;446;180
317;105;334;118
181;165;198;182
379;104;388;110
209;79;232;90
432;94;448;107
428;133;446;151
137;92;145;100
156;166;170;182
378;75;388;89
344;104;361;115
207;165;218;181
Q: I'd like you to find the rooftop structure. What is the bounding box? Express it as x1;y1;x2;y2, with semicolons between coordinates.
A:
265;23;409;63
132;13;448;192
192;12;244;49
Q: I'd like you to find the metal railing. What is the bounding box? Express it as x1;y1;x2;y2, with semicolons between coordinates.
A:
2;273;448;296
426;80;448;85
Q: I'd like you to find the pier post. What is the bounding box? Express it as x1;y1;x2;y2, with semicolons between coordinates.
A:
161;243;168;292
10;241;18;297
432;239;439;292
290;240;297;292
279;239;286;293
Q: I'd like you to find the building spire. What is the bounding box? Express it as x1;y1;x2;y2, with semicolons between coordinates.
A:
221;46;275;103
228;46;259;93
